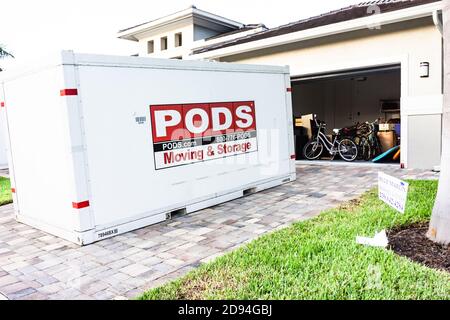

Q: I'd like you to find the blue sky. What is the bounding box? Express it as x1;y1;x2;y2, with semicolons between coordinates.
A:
0;0;362;68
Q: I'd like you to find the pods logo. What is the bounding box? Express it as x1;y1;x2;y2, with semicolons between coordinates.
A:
150;101;258;169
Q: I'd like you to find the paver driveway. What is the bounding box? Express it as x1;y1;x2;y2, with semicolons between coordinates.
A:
0;164;438;300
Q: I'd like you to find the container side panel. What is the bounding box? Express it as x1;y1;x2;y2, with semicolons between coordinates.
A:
0;110;9;168
0;86;9;168
3;67;75;230
77;65;291;227
1;83;19;208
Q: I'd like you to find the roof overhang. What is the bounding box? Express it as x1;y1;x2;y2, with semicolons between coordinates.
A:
194;25;268;47
118;7;244;41
189;1;443;60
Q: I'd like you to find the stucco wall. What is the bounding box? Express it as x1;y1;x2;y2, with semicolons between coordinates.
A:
136;19;194;59
221;18;441;94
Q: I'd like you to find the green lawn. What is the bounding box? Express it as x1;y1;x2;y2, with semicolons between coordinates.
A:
0;177;12;206
140;180;450;300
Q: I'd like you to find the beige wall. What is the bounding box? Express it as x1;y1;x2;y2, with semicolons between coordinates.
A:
220;18;441;97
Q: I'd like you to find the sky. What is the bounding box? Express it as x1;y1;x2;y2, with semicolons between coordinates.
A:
0;0;362;69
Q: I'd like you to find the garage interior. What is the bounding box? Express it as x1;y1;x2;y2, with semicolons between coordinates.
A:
291;65;402;162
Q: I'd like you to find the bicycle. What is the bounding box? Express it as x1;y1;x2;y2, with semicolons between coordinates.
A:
303;115;358;162
353;120;381;161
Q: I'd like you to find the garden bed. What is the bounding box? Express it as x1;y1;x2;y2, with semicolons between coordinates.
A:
388;222;449;273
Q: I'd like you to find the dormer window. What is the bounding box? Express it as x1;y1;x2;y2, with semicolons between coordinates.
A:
175;33;182;47
147;40;154;54
161;37;168;50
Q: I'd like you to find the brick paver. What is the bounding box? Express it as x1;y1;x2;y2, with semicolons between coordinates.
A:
0;164;439;299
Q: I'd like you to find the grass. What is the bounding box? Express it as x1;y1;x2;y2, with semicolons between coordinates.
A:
139;180;450;300
0;177;12;206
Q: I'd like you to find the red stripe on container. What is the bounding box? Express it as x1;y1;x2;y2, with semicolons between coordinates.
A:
72;200;90;209
0;102;4;107
11;188;16;193
291;154;296;159
60;89;78;96
287;88;292;92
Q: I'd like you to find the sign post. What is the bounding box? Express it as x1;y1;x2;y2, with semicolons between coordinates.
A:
356;172;409;248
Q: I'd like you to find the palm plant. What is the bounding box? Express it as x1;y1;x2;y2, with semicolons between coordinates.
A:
0;45;13;59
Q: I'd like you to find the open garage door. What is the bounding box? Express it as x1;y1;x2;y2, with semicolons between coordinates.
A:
291;65;401;163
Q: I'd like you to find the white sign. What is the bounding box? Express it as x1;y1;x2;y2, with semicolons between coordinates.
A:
378;172;409;213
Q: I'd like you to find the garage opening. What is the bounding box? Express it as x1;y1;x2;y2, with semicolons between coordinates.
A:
291;65;401;164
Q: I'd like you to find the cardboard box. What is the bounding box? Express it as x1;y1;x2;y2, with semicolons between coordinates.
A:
301;114;314;138
377;131;397;152
379;123;396;131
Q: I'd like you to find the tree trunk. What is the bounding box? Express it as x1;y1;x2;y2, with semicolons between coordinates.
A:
428;0;450;245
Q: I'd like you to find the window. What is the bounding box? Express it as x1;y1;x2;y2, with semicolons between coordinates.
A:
147;40;154;54
175;33;182;47
161;37;168;51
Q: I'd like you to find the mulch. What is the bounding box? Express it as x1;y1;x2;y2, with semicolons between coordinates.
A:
388;222;450;273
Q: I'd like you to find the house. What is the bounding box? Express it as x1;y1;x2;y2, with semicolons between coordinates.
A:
118;0;444;170
117;6;267;59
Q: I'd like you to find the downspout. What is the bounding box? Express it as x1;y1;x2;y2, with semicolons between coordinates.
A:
434;9;444;95
433;9;444;173
433;10;443;36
